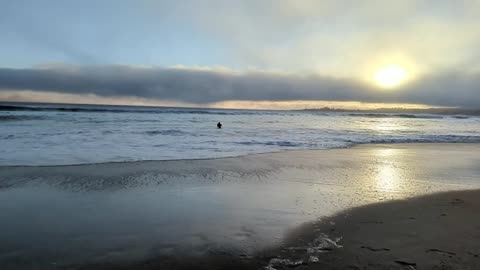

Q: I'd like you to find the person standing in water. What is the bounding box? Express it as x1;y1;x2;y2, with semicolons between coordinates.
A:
217;122;222;129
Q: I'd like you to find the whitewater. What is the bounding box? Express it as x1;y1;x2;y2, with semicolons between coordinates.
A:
1;102;479;166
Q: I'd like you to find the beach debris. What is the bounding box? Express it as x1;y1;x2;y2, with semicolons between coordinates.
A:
264;233;342;269
426;248;456;256
296;234;343;256
265;258;305;269
311;233;343;251
286;233;343;254
360;245;390;252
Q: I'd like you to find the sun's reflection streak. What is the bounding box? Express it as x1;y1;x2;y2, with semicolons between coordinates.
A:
373;148;403;192
377;162;400;191
372;118;404;134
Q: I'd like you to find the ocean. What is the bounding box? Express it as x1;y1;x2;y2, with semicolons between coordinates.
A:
1;102;480;166
2;102;480;268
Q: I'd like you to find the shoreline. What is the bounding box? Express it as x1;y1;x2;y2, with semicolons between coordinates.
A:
275;188;480;269
2;142;480;168
1;143;479;269
65;189;480;270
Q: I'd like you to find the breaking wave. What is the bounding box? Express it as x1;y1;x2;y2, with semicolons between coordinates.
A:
234;141;303;147
346;113;444;119
350;135;480;145
234;135;480;150
0;104;265;116
0;115;45;121
144;130;190;136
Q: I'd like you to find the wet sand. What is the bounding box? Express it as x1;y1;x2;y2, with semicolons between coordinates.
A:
274;189;480;270
0;144;479;269
71;189;480;270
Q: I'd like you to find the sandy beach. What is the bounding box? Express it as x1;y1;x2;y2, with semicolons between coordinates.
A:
72;189;480;270
1;144;479;269
273;188;480;270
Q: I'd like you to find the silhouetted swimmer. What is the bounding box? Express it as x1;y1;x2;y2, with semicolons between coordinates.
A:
217;122;222;129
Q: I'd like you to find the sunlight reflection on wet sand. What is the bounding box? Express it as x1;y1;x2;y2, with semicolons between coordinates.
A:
0;144;479;267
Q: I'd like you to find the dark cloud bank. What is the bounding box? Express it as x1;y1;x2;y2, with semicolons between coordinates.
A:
0;65;478;107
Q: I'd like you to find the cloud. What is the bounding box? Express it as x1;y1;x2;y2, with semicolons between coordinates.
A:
175;0;480;76
2;1;480;76
0;65;479;108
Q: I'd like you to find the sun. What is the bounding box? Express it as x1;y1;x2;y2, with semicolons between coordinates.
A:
374;65;409;88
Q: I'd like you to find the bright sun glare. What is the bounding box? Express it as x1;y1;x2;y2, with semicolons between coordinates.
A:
374;65;409;88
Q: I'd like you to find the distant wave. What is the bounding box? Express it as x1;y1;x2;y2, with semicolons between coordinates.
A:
362;135;480;144
3;105;477;119
144;130;189;136
235;140;303;147
0;134;15;139
0;115;45;121
234;135;480;150
0;105;116;113
451;115;471;119
346;113;444;119
0;104;262;116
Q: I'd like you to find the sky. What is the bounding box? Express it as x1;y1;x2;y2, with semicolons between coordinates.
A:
0;0;479;109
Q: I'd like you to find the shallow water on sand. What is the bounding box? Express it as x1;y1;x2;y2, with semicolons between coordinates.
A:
0;144;479;268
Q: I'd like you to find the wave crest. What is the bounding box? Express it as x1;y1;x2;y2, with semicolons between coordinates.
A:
0;105;259;116
0;115;45;121
144;130;189;136
346;113;444;119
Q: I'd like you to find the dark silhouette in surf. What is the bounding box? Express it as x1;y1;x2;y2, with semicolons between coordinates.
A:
217;122;222;129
